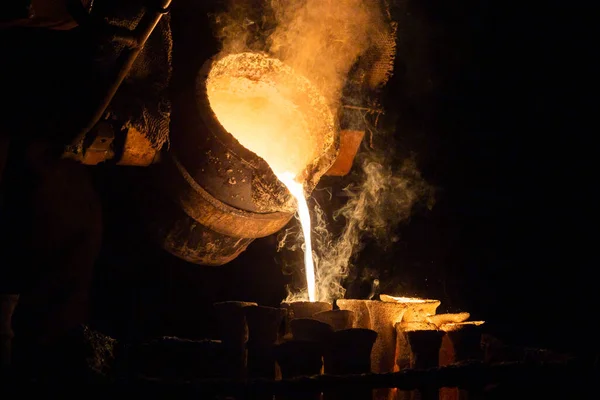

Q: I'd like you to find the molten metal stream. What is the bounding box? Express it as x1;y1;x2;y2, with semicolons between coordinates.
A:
276;173;316;302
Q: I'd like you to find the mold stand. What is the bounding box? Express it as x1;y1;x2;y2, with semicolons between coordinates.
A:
394;323;411;373
441;323;484;362
405;330;445;400
213;301;257;380
365;302;407;372
323;328;378;400
245;306;286;380
393;324;411;400
394;322;439;371
365;301;408;400
439;322;485;400
312;310;355;331
274;341;324;400
290;318;334;343
336;299;371;329
274;318;334;400
281;301;332;338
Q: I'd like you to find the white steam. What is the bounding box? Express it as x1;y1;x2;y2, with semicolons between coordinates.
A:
312;151;433;302
277;147;434;303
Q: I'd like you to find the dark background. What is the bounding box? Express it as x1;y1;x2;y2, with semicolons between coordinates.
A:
79;0;592;355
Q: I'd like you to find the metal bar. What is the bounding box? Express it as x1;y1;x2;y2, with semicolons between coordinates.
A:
66;0;172;154
110;361;592;397
2;361;595;397
67;0;140;47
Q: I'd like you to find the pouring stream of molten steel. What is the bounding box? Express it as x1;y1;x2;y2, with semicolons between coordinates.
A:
276;173;316;301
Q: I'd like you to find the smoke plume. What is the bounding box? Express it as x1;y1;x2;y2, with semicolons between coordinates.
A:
278;146;433;302
214;0;389;105
312;149;434;302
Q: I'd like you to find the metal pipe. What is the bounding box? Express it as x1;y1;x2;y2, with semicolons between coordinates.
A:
66;0;138;45
66;0;172;154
